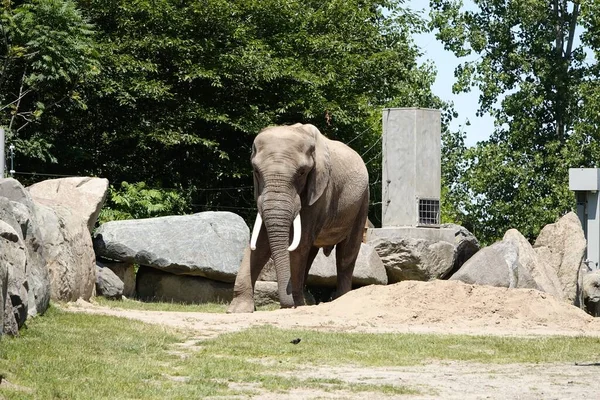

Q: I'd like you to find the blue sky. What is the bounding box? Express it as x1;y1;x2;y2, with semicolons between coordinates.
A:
406;0;494;147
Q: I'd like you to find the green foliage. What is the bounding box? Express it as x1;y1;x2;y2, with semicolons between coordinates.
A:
13;0;441;226
432;0;592;243
98;181;191;224
0;0;99;162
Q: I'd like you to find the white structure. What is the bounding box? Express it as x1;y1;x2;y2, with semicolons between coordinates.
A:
569;168;600;270
368;108;453;242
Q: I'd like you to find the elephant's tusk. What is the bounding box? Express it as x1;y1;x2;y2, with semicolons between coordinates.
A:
250;213;263;250
288;213;301;251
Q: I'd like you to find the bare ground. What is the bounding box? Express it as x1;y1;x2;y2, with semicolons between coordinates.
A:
67;280;600;399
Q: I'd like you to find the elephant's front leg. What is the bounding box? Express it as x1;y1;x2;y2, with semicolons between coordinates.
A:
228;245;271;313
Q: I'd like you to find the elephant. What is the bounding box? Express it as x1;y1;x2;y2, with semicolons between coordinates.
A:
227;123;369;313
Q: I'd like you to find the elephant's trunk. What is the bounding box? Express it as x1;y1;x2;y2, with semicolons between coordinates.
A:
263;211;295;308
258;184;301;308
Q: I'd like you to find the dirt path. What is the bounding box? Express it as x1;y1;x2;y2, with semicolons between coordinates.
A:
66;280;600;399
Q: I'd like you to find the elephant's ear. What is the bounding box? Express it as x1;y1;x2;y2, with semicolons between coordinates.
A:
301;124;331;206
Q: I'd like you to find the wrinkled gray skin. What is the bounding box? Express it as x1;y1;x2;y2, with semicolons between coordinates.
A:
227;124;369;313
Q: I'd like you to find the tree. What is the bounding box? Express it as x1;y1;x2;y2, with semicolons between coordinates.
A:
19;0;441;224
0;0;98;163
431;0;591;243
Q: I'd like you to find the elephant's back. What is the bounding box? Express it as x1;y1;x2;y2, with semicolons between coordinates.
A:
327;139;369;194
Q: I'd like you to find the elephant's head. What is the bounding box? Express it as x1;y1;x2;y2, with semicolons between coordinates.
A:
249;123;331;307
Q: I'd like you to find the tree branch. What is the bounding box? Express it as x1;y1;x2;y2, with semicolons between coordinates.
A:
565;1;580;59
8;68;27;132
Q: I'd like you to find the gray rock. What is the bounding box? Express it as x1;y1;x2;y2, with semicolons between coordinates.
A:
254;281;279;307
0;208;28;328
441;223;480;276
370;236;456;283
28;177;109;233
98;260;136;298
307;243;387;287
36;203;96;301
450;240;540;290
534;212;586;306
136;266;233;303
0;219;27;333
93;212;249;283
96;264;124;300
583;270;600;317
0;179;51;316
3;296;18;337
0;228;8;336
253;280;315;307
503;229;563;299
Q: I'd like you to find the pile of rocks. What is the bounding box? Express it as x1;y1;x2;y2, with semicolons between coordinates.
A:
2;175;597;337
0;177;107;336
449;212;588;307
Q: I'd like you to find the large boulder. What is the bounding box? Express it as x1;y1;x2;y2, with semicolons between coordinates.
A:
136;266;233;303
503;229;563;299
97;260;136;298
0;202;29;327
0;234;6;336
0;178;50;316
369;236;456;283
95;264;124;300
28;177;109;233
441;223;480;277
93;212;249;283
0;220;27;335
533;212;586;306
449;240;540;290
36;204;96;301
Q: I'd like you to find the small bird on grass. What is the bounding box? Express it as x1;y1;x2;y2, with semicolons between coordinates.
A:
290;338;301;345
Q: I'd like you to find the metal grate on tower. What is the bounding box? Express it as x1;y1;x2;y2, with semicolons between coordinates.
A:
418;198;440;226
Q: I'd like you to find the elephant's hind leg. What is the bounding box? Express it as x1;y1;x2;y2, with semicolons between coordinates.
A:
334;200;368;298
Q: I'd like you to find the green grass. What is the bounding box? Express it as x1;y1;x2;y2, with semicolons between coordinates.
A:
202;325;600;366
93;297;280;312
2;305;600;399
94;296;229;312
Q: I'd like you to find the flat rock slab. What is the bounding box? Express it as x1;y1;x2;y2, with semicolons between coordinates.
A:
93;212;249;283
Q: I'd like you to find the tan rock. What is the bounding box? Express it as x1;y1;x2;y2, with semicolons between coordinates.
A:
534;212;586;306
28;177;109;233
503;229;563;299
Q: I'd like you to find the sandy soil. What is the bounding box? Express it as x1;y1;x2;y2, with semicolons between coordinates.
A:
67;280;600;399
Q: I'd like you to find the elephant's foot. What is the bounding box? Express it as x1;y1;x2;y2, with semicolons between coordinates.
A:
227;297;255;313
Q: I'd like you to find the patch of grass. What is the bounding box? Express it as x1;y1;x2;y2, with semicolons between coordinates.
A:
3;308;600;399
94;296;229;312
200;325;600;366
94;297;280;313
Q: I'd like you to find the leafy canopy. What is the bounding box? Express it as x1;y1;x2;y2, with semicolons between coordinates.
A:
432;0;594;243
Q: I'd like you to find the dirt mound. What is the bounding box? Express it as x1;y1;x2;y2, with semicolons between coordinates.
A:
69;280;600;337
293;280;600;336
